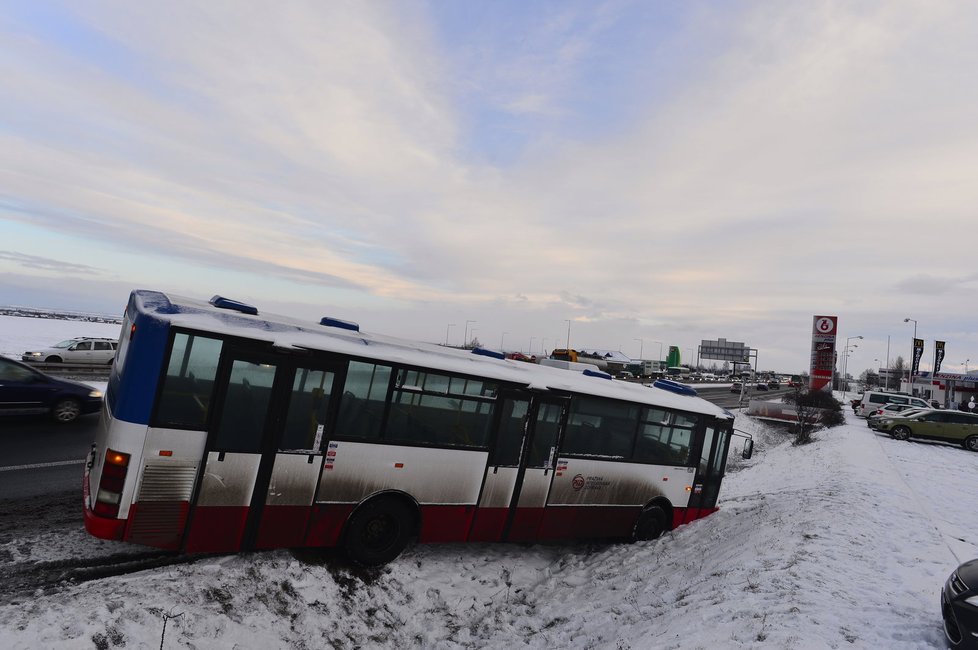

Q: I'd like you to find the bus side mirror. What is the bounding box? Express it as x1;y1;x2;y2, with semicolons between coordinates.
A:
742;439;754;460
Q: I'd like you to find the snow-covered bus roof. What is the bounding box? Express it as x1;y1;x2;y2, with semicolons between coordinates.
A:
133;290;731;420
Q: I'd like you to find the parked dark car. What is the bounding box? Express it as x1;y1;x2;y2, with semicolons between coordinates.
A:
943;558;978;648
0;356;103;423
755;383;769;391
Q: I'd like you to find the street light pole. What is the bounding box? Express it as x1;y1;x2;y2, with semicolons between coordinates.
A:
464;320;476;349
528;337;536;354
541;338;549;356
500;332;507;350
874;359;881;388
842;335;863;400
445;323;455;346
904;318;917;394
634;338;644;360
564;320;572;350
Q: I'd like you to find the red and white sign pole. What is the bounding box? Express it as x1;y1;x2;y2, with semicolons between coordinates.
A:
809;315;838;391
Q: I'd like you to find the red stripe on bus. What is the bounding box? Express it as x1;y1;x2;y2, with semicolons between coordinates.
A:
305;503;355;547
505;507;546;542
125;501;190;550
184;506;249;553
539;505;640;540
255;505;313;549
467;507;509;542
419;505;475;543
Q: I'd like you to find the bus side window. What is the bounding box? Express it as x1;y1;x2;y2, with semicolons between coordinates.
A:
335;361;391;440
280;369;335;451
562;397;636;458
385;370;495;448
634;407;695;465
155;333;223;429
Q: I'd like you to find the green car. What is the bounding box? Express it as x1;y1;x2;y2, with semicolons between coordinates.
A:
877;410;978;451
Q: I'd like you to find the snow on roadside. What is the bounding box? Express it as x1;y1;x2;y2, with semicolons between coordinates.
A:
2;409;972;649
0;315;121;360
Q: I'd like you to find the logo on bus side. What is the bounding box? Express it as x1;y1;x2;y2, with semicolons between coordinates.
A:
572;474;586;490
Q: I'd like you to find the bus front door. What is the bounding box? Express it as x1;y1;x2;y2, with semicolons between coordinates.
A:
470;393;566;543
184;350;339;553
683;423;732;523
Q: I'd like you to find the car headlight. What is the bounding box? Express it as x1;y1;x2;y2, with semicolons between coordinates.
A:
25;351;41;357
88;390;104;398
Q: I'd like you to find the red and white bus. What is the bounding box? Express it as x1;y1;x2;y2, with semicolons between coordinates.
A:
85;290;747;564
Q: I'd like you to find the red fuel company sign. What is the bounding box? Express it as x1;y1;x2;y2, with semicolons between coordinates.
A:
809;315;837;391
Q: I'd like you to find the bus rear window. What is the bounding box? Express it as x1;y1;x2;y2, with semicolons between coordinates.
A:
154;333;223;429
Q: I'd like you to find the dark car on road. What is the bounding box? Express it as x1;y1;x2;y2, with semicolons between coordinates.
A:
0;356;103;423
943;558;978;648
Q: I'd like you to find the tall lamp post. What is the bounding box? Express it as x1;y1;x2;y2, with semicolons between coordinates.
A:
564;320;572;350
904;317;917;394
541;338;549;356
874;359;881;388
841;335;863;400
445;323;455;346
634;338;644;360
464;320;476;349
529;337;536;355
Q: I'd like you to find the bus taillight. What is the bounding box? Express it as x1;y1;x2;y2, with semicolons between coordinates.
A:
94;449;131;517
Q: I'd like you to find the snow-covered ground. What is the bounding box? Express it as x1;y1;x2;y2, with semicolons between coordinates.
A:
1;316;975;648
0;315;122;360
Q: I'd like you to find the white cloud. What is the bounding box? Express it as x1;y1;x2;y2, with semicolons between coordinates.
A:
1;0;977;369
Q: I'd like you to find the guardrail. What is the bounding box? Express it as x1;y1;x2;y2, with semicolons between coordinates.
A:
23;361;112;378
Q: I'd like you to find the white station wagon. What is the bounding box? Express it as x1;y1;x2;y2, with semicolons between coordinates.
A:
22;337;118;365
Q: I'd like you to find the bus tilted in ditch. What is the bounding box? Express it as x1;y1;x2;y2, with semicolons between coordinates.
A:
85;290;746;565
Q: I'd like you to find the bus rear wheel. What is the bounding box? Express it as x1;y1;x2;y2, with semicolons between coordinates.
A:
632;506;667;542
343;498;413;566
890;426;911;441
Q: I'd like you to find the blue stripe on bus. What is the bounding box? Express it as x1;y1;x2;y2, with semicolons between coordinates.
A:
110;296;171;424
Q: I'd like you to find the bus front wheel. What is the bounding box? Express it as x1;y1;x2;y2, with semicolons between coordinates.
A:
632;506;667;542
343;498;413;566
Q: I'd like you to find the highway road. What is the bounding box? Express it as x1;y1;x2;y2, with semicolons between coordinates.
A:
0;413;96;500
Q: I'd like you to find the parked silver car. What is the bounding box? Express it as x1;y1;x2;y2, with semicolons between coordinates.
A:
22;337;118;364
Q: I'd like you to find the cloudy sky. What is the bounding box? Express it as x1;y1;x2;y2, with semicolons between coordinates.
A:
2;0;977;374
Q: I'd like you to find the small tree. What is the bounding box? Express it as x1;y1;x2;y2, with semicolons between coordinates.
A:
781;388;844;445
889;356;906;390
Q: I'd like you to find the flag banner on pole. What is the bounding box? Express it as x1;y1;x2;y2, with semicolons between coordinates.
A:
934;341;945;373
911;338;924;376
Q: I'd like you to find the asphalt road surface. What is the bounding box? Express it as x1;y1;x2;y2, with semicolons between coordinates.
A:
0;413;96;500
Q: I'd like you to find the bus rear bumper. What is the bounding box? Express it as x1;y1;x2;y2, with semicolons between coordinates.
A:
82;466;125;541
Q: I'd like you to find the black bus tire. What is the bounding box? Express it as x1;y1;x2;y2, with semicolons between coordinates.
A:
343;498;414;566
632;506;666;542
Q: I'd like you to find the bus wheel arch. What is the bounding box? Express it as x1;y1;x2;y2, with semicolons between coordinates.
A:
342;491;420;566
632;498;672;542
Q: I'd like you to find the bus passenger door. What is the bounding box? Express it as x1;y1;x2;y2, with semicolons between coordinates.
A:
251;364;337;549
469;393;530;542
184;351;338;553
185;352;279;552
504;397;566;542
683;423;731;522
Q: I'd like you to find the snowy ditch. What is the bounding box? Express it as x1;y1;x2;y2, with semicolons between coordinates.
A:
0;405;975;648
